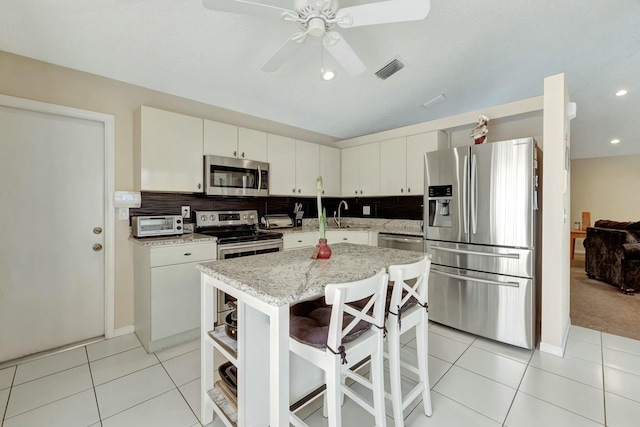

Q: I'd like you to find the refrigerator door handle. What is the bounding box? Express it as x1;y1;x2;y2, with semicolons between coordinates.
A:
430;245;520;259
431;268;520;287
471;154;478;234
463;154;468;235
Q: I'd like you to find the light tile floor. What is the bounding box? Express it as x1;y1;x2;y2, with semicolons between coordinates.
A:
1;323;640;426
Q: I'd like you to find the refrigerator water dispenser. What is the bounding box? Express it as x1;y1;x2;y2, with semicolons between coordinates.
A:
428;185;453;228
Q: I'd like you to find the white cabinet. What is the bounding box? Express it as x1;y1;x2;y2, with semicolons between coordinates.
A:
326;230;370;246
134;241;217;353
268;136;319;196
283;232;317;250
239;127;267;162
378;131;448;196
295;140;320;195
134;106;204;193
320;145;341;197
406;131;448;195
341;143;380;197
203;121;267;162
203;119;238;157
379;137;407;196
267;134;295;195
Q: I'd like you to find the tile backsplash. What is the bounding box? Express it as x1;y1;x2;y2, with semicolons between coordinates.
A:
129;192;423;223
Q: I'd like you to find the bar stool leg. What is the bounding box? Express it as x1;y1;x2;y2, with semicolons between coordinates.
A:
415;312;432;416
387;325;404;427
326;359;342;427
371;341;387;427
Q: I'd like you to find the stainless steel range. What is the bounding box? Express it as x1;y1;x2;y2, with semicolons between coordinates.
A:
195;209;283;324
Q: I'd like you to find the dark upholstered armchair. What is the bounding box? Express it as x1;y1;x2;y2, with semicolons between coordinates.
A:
583;220;640;294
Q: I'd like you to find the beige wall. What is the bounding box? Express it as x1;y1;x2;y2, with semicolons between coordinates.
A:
0;51;336;329
571;154;640;234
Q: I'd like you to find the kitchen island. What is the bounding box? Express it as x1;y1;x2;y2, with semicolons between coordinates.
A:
197;243;425;426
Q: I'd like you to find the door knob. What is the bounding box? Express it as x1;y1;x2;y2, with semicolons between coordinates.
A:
92;243;103;251
93;227;103;234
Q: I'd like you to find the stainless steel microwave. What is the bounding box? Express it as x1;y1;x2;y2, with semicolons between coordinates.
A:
131;215;183;237
204;155;269;197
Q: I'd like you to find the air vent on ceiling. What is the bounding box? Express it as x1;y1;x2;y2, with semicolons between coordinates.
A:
375;57;405;80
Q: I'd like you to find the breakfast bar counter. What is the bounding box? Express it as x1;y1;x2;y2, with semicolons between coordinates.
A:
197;243;425;426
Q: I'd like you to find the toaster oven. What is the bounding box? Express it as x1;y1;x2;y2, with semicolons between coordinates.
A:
131;215;184;237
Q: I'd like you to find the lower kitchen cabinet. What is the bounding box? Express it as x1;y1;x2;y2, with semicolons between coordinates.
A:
134;241;217;353
326;230;369;246
283;230;372;250
283;232;318;250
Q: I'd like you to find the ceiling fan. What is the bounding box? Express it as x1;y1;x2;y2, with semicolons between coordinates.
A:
203;0;431;76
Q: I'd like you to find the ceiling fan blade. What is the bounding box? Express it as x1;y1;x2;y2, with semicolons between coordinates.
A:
261;35;306;72
337;0;430;28
323;32;366;76
203;0;295;20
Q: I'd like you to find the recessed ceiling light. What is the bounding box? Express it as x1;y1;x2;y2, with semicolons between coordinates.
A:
610;139;620;144
616;89;628;97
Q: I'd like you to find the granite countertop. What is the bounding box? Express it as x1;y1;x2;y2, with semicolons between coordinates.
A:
129;233;217;247
197;243;425;306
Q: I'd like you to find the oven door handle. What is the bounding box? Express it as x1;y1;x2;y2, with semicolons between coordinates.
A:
218;239;283;257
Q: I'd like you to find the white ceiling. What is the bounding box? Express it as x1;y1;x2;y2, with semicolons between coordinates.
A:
1;0;638;159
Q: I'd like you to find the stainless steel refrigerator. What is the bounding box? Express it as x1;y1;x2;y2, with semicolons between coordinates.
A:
424;137;541;349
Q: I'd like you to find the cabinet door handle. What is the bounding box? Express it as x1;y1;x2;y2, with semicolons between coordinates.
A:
298;189;301;193
408;187;411;193
360;190;363;194
198;183;201;190
184;252;192;256
241;152;245;158
342;238;348;241
322;190;325;195
401;188;404;193
233;150;237;157
292;188;296;193
354;190;358;195
298;240;303;243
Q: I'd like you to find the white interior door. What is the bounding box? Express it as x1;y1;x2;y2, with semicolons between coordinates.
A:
0;105;106;362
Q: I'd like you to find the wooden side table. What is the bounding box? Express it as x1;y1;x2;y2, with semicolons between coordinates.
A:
571;230;587;259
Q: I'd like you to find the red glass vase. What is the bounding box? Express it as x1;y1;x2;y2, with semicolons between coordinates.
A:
316;238;332;259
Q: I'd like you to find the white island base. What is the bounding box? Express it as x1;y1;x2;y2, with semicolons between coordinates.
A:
198;244;425;426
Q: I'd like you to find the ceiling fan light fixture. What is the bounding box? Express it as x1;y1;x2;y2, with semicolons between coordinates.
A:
322;69;335;80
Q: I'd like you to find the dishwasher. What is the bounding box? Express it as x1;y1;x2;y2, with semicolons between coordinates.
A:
377;232;424;252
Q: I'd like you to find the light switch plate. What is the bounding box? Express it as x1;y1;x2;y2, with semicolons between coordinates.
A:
363;206;371;215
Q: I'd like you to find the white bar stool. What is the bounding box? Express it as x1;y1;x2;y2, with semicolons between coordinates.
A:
289;268;389;427
386;256;432;427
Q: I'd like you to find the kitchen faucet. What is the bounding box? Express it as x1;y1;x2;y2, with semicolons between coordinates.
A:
333;200;349;228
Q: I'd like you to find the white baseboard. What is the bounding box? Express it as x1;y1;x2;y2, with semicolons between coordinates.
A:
540;317;570;357
114;325;135;337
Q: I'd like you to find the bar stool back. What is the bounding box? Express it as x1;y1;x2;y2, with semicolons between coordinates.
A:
289;268;389;427
386;256;432;427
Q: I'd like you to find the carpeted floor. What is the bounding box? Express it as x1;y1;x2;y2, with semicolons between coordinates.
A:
570;254;640;341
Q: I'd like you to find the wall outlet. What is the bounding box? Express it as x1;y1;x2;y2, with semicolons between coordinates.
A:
363;206;371;216
181;206;190;218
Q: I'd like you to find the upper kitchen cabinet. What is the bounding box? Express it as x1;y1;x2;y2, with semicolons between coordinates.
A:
341;143;380;197
203;119;238;157
267;134;295;195
379;137;407;196
406;131;448;195
238;127;267;162
267;135;319;196
134;106;204;193
203;121;267;162
320;145;341;197
378;131;448;196
295;140;320;195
